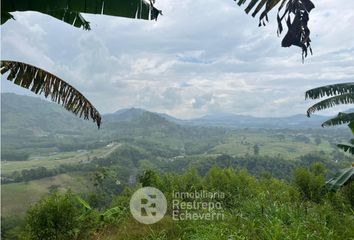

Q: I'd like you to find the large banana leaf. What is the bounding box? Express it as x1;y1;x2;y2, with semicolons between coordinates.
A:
306;82;354;155
236;0;315;59
325;166;354;191
306;83;354;117
306;83;354;100
306;94;354;117
337;143;354;155
322;113;354;127
1;0;162;30
1;60;101;128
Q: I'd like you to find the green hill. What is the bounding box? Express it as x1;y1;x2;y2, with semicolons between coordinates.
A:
1;93;93;137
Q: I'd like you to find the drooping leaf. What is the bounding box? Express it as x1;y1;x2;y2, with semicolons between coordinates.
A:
306;93;354;117
305;82;354;100
235;0;315;59
1;0;162;30
321;113;354;128
337;143;354;155
1;60;101;128
279;0;314;61
306;82;354;155
325;166;354;191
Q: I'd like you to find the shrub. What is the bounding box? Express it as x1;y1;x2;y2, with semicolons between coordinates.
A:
24;191;98;240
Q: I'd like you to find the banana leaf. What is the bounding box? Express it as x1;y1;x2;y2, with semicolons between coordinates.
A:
325;167;354;191
1;0;162;30
1;60;101;128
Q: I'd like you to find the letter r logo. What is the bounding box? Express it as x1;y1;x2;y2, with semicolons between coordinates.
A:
130;187;167;224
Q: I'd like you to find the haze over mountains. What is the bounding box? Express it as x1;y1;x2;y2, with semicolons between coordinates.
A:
2;93;328;133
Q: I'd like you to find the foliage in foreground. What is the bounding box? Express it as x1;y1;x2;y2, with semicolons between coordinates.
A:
3;164;353;240
0;61;101;128
306;82;354;154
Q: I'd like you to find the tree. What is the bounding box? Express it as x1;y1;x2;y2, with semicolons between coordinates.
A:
253;144;260;155
306;82;354;154
138;169;162;188
293;163;325;202
24;191;98;240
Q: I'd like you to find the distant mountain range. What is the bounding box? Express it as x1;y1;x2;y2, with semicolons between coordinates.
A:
2;93;331;135
106;107;328;129
183;113;328;129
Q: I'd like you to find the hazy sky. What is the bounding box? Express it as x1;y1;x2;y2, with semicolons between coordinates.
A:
1;0;354;118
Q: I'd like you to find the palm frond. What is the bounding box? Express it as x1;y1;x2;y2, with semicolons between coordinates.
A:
1;0;162;30
236;0;282;19
236;0;315;59
337;143;354;155
321;112;354;127
305;82;354;100
1;60;101;128
306;94;354;117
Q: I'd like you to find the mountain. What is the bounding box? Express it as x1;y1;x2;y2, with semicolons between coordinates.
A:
188;113;328;129
103;109;174;129
1;93;347;162
103;108;146;123
156;113;187;124
1;93;92;137
1;93;331;136
1;94;185;140
104;107;186;125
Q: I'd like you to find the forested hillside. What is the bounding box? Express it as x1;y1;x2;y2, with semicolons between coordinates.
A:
1;93;353;239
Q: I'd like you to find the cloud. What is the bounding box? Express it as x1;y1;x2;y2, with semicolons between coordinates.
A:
1;0;354;118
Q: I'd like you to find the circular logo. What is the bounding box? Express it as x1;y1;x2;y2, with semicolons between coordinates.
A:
130;187;167;224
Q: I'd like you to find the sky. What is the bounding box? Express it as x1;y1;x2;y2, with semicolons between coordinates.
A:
1;0;354;119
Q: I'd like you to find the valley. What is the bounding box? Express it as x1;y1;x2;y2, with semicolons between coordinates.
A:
1;93;352;219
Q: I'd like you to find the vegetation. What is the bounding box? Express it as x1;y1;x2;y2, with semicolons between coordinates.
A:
1;0;352;238
306;82;354;154
1;0;161;28
1;94;354;239
325;166;354;192
2;165;353;239
0;61;101;128
24;191;98;240
236;0;315;59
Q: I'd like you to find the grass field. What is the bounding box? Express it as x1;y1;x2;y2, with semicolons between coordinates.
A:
1;143;121;216
1;143;120;176
210;132;334;158
0;132;340;218
1;172;92;217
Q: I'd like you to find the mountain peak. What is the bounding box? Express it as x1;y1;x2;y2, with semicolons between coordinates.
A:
112;107;146;115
